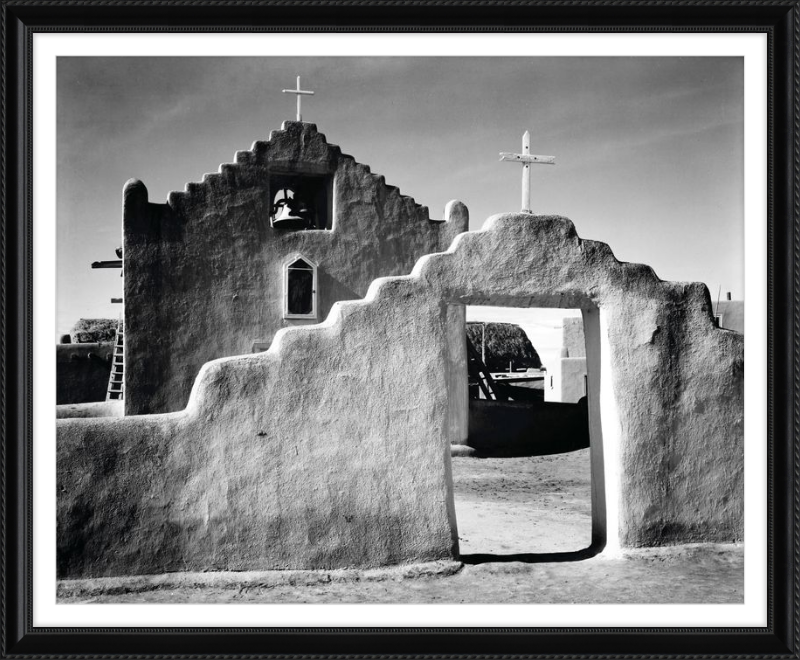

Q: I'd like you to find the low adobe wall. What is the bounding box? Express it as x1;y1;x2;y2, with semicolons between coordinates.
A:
56;401;124;419
58;291;460;578
56;343;112;405
467;399;589;456
58;213;743;578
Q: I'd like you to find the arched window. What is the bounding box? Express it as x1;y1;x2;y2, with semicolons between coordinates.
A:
283;254;318;319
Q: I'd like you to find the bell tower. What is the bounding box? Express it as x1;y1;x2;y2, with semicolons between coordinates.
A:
269;173;332;230
270;77;332;231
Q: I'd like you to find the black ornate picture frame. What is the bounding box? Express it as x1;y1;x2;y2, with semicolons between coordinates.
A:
2;1;797;657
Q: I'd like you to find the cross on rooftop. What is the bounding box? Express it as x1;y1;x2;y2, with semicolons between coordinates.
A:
499;131;555;213
282;76;315;122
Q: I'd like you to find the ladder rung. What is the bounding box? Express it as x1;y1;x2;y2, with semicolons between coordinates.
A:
107;321;124;401
106;319;125;400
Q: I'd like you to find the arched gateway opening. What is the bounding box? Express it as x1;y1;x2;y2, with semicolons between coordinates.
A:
443;292;619;560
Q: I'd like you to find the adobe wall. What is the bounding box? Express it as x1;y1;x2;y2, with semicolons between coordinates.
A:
563;317;586;357
545;319;587;403
56;343;113;405
467;399;589;457
58;213;743;578
124;121;468;415
58;288;458;578
418;215;743;548
545;357;587;404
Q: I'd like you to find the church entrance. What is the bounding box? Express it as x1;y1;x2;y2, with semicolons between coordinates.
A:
450;304;605;561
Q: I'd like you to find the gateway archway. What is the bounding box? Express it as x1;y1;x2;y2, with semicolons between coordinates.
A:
448;300;609;559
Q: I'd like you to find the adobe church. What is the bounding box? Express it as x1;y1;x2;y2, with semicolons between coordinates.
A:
57;104;743;578
122;120;467;415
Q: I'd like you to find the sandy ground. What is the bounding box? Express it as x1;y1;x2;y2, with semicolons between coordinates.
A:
58;449;743;604
454;450;593;557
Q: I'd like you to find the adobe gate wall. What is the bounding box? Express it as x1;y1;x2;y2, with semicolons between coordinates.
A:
58;213;743;578
124;121;468;416
56;343;113;405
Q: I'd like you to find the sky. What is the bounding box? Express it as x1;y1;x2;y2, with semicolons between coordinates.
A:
57;56;743;363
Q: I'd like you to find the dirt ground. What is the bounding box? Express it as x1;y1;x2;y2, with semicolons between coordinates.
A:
454;449;593;557
58;449;743;604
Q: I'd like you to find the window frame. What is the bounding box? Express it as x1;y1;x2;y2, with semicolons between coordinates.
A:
282;253;319;320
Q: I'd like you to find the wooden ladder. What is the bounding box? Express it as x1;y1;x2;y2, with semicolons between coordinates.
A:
106;320;124;401
466;336;506;401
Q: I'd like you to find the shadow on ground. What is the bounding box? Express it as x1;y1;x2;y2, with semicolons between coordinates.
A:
460;543;603;565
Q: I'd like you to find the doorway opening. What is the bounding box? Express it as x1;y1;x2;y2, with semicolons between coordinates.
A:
450;305;605;561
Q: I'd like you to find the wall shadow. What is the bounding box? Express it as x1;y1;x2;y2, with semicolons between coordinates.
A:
459;539;605;565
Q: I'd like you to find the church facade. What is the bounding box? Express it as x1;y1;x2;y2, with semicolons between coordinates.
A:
122;121;468;415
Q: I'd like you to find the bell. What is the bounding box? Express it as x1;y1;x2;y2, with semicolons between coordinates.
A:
272;198;308;230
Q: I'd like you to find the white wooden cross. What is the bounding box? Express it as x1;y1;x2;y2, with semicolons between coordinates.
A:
282;76;315;122
499;131;555;212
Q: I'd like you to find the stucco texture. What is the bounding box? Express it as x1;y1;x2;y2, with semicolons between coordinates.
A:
563;317;586;357
58;213;743;578
124;121;467;416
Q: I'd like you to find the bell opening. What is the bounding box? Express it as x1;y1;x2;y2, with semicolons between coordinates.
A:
269;173;332;230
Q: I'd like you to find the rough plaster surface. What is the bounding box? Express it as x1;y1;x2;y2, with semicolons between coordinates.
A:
124;121;467;415
58;213;743;577
715;300;744;333
561;358;587;403
57;560;462;599
56;401;124;419
563;317;586;357
56;343;113;405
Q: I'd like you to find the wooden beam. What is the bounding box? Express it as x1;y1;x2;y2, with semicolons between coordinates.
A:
91;260;122;269
499;153;555;165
